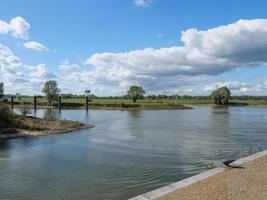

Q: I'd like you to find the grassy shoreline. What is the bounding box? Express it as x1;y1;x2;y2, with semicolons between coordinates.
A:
9;101;193;110
7;97;267;108
0;114;93;141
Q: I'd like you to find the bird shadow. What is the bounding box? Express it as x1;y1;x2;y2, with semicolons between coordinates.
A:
229;165;245;169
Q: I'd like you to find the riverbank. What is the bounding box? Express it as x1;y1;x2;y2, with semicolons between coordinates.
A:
8;97;267;107
88;103;193;110
130;150;267;200
9;102;193;110
0;115;93;141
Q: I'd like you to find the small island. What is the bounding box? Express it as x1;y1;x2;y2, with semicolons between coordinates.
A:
0;103;93;141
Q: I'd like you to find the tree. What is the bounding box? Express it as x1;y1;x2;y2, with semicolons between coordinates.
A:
42;80;60;106
211;86;231;105
127;85;145;103
0;82;4;100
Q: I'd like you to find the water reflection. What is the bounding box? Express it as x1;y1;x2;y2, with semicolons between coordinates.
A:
43;108;61;120
0;140;11;151
86;109;90;121
211;105;229;114
127;110;143;118
33;109;37;117
1;106;267;200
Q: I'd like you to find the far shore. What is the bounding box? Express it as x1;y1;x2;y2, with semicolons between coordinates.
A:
10;102;267;111
7;97;267;111
0;116;93;141
8;102;193;110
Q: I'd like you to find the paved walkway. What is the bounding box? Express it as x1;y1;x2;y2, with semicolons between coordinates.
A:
157;155;267;200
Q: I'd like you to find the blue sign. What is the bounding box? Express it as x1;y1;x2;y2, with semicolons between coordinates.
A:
84;90;91;94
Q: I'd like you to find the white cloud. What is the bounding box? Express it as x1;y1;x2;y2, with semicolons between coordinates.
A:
0;16;30;39
0;44;54;94
203;81;267;94
58;59;79;71
3;72;27;83
3;18;267;96
30;64;56;79
151;87;194;95
0;43;22;73
85;19;267;94
24;41;50;52
134;0;154;7
203;81;246;92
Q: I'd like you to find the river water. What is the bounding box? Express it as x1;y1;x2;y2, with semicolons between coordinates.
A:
0;106;267;200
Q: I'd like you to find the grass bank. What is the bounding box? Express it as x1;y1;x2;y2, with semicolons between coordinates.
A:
0;103;93;140
9;97;194;110
9;97;267;107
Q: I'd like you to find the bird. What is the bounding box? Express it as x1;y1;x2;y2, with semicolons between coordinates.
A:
223;159;244;169
223;159;236;167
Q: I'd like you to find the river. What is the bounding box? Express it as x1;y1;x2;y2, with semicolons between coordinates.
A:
0;106;267;200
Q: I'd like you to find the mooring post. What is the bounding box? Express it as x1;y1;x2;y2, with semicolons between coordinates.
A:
86;96;89;110
11;95;14;110
58;95;62;110
34;95;37;111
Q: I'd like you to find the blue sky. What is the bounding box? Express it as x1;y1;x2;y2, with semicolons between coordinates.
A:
1;0;267;96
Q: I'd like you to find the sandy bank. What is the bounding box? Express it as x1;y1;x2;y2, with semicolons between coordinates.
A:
0;116;93;141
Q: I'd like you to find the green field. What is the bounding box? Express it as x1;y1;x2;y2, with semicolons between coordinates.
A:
9;97;267;106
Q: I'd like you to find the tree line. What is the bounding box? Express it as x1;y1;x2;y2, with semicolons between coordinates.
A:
0;80;266;105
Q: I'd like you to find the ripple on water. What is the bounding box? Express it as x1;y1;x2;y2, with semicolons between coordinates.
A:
1;107;267;200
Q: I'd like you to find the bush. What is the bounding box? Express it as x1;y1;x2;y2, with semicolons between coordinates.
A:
0;103;14;128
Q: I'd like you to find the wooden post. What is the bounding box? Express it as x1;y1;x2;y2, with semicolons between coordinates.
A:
58;95;61;110
34;95;37;110
86;96;89;110
11;95;14;110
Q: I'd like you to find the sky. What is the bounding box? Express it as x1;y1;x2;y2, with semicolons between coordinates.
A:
1;0;267;96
